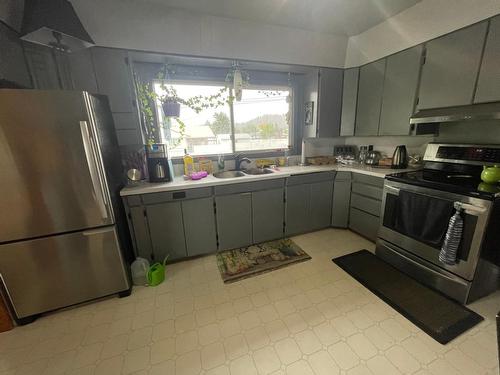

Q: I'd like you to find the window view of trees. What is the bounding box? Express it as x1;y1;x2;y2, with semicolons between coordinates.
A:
155;83;290;157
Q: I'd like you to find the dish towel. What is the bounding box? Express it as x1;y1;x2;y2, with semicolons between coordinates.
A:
439;204;464;265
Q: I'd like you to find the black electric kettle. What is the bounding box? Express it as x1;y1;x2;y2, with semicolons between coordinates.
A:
391;145;408;169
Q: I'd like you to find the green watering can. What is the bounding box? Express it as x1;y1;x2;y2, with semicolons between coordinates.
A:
147;255;169;287
481;165;500;184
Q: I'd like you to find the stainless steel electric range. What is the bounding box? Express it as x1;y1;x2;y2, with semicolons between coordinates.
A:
376;143;500;304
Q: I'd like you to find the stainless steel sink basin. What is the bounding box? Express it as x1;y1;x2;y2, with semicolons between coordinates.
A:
213;170;246;178
243;168;274;175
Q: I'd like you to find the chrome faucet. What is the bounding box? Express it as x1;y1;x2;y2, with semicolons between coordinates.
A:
234;154;251;171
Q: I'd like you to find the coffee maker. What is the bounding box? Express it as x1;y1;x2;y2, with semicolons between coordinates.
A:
146;144;173;182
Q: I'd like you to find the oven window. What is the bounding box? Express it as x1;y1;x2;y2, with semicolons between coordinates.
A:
383;192;477;261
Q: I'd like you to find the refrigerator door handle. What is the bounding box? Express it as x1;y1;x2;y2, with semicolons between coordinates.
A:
80;120;109;221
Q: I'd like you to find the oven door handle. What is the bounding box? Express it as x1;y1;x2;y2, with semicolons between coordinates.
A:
384;185;400;195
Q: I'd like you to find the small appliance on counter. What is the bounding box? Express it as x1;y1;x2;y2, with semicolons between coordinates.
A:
365;150;381;166
334;145;357;164
146;144;173;182
391;145;408;169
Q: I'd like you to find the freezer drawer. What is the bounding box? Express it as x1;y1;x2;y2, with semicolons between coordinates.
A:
0;226;130;318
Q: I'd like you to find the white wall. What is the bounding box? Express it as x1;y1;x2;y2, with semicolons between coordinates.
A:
71;0;348;68
345;0;500;67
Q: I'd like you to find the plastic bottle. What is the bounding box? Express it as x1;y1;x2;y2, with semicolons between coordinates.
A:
131;257;150;286
183;149;194;176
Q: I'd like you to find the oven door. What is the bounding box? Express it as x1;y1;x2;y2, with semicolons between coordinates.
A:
379;180;491;280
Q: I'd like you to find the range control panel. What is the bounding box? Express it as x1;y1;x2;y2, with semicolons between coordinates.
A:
436;146;500;163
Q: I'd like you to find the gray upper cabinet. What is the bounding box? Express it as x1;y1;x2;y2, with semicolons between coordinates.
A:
182;198;217;256
475;16;500;103
317;68;343;137
252;188;284;244
146;202;187;261
340;68;359;136
418;22;488;109
91;48;135;113
355;59;386;136
216;193;253;250
309;181;334;230
67;49;98;93
379;46;423;136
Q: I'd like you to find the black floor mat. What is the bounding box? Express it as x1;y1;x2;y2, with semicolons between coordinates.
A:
332;250;483;344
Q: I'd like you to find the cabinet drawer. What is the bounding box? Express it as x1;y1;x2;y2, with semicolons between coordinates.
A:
125;195;142;207
286;171;336;186
351;182;383;201
214;178;285;195
349;208;380;242
352;173;384;187
350;193;382;217
142;187;212;204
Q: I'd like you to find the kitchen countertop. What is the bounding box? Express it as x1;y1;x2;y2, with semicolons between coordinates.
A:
120;164;419;196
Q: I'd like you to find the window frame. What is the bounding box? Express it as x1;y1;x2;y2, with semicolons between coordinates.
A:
153;79;293;160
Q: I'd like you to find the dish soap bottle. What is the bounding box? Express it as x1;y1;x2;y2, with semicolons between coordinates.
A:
183;149;194;177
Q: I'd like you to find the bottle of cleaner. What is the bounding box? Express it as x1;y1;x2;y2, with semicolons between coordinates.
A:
183;149;194;177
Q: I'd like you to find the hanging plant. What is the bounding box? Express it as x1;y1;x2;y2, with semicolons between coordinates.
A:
134;64;231;147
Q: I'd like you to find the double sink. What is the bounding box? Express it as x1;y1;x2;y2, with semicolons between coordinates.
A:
213;168;274;179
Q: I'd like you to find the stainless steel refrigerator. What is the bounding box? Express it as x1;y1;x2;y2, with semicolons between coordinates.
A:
0;89;131;323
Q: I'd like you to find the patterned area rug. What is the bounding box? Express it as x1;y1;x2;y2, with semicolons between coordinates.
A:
216;238;311;283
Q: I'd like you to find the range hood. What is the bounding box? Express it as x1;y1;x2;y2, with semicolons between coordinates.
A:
21;0;94;52
410;102;500;125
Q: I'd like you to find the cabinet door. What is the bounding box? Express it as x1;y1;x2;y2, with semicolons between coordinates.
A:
317;68;343;137
216;193;252;250
332;179;351;228
418;22;487;109
182;198;217;256
67;48;98;93
146;202;187;261
128;206;153;260
355;59;386;136
379;46;423;135
252;188;284;244
91;48;135;113
340;68;359;136
475;16;500;103
309;181;334;231
349;208;380;242
285;184;310;236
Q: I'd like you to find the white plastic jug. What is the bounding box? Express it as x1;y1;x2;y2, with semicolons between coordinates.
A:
131;257;150;286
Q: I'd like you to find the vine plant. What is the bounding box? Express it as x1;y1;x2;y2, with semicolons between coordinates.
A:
134;64;232;147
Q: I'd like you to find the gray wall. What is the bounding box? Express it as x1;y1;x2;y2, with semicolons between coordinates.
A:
0;0;31;87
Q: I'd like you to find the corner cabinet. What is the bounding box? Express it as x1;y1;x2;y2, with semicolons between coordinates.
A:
355;59;386;136
331;172;351;228
316;68;343;137
417;21;488;109
475;16;500;103
285;172;335;236
379;45;423;136
340;68;359;136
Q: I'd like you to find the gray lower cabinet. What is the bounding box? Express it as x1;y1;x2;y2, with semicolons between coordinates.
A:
310;181;334;231
348;173;384;242
379;45;423;136
332;172;351;228
215;193;253;250
418;21;488;109
475;16;500;103
349;208;380;242
340;68;359;137
355;59;386;136
128;205;153;260
285;184;309;236
182;198;217;256
146;202;187;261
252;188;284;244
286;173;335;236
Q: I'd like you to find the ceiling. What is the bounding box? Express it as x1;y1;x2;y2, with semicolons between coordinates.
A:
142;0;422;36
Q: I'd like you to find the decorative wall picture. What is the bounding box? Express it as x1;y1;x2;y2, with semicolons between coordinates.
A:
305;101;314;125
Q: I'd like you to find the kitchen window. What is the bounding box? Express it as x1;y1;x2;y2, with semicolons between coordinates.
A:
154;81;291;158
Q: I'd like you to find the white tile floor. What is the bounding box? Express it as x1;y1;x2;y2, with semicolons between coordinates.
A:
0;228;499;375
